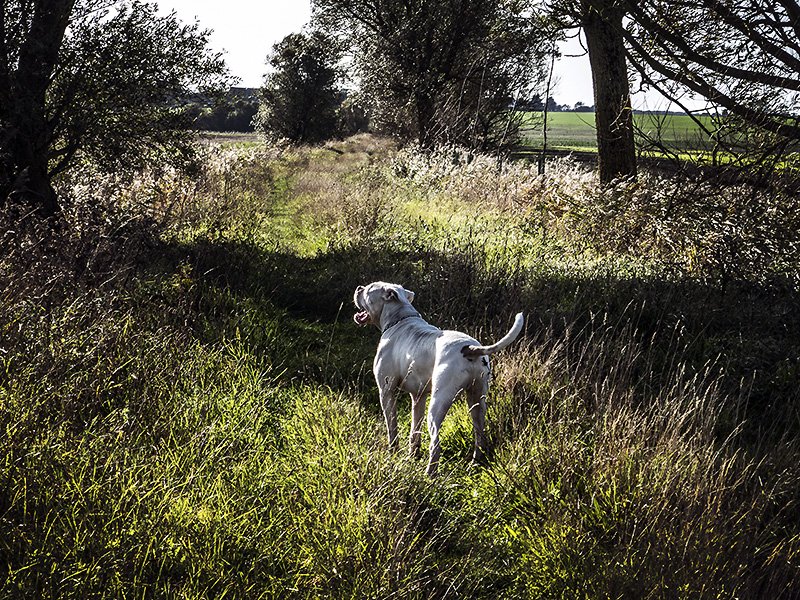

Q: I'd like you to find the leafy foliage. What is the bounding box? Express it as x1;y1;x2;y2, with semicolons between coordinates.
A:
54;1;230;170
254;31;344;144
313;0;549;149
191;95;259;132
0;0;231;214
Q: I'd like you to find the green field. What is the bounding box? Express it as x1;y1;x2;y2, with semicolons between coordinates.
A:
2;135;799;598
521;111;719;153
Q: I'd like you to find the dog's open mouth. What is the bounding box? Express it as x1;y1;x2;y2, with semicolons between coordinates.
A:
354;310;371;326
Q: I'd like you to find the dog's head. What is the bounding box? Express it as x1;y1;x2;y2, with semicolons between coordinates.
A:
353;282;415;328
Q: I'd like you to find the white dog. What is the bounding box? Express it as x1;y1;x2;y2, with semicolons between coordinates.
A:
353;281;523;475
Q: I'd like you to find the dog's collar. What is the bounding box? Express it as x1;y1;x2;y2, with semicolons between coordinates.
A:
381;312;420;333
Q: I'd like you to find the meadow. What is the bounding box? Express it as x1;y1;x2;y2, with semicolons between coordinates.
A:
1;134;799;598
521;111;720;155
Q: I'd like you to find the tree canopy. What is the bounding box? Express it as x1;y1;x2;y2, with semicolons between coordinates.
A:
313;0;548;149
254;31;344;144
0;0;230;216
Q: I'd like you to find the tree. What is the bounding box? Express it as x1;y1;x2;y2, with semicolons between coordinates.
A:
545;96;565;112
254;31;343;144
312;0;547;150
582;0;636;183
519;94;545;111
550;0;637;183
553;0;800;182
0;0;230;217
192;91;260;133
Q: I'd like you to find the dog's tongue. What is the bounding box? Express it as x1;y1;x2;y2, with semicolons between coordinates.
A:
354;310;371;326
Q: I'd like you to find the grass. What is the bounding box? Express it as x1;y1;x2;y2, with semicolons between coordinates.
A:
1;134;799;598
521;111;599;151
520;111;723;156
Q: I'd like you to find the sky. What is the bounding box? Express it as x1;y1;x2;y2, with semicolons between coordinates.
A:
158;0;314;92
157;0;681;110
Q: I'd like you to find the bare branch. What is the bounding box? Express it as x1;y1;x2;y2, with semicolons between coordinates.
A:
624;29;800;141
700;0;800;72
625;1;800;92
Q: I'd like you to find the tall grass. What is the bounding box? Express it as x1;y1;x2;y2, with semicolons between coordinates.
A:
1;134;799;598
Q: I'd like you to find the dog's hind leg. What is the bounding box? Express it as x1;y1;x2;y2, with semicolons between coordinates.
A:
425;370;460;476
466;377;489;465
409;392;427;458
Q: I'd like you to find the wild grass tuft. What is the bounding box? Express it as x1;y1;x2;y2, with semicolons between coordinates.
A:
2;134;799;598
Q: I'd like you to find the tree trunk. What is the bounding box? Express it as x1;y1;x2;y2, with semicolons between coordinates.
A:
415;89;436;149
582;0;637;184
0;0;75;217
5;145;61;217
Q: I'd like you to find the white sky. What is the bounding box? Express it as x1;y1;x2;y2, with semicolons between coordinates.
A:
157;0;687;110
158;0;313;90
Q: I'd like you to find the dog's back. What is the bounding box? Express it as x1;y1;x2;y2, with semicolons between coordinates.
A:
376;317;440;396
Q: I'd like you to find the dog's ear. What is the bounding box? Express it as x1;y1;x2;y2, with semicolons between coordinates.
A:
382;287;398;302
404;289;415;304
354;285;366;307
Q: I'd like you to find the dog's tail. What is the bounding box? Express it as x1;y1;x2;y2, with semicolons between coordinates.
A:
462;312;524;357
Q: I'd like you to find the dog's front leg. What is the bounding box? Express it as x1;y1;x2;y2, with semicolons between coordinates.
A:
378;376;400;451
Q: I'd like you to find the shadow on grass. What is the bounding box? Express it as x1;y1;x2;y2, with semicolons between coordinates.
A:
3;208;799;599
167;235;800;431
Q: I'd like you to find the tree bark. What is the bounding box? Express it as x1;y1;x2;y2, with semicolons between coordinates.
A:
582;0;637;184
415;90;436;149
1;0;75;217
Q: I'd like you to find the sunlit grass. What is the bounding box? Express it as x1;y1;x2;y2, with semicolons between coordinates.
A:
520;110;720;152
1;135;799;598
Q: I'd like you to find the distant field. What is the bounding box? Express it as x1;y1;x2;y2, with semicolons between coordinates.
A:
198;131;260;145
521;111;718;152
